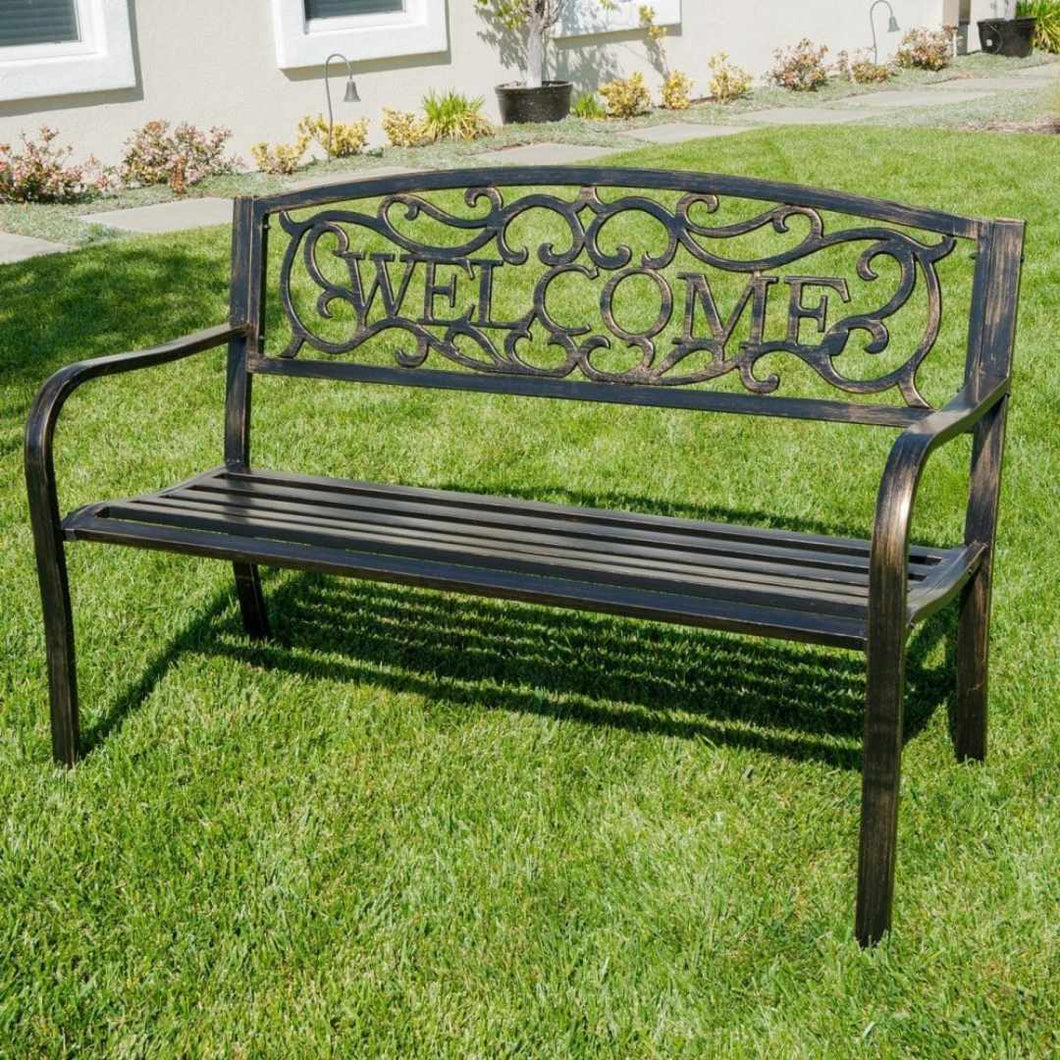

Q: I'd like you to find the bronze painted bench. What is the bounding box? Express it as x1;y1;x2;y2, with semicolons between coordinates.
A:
25;168;1024;946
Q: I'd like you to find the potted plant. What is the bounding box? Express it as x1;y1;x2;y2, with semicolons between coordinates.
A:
979;1;1037;57
475;0;574;123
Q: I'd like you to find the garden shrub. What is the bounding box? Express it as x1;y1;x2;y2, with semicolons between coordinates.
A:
769;39;830;91
661;71;694;110
421;91;493;142
571;92;606;120
707;52;752;101
0;127;111;203
600;72;651;118
296;114;369;157
1017;1;1060;52
381;107;433;147
250;139;306;175
895;27;952;71
120;120;236;194
836;49;894;84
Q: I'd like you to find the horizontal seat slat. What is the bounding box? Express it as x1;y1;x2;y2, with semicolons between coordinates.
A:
184;475;933;579
104;499;871;617
219;467;945;566
906;544;985;621
155;488;876;591
63;511;870;650
134;494;875;597
62;465;977;648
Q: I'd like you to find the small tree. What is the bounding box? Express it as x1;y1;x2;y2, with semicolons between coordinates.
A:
474;1;562;88
475;1;651;89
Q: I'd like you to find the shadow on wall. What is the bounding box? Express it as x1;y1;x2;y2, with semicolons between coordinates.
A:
474;12;534;85
478;21;680;96
473;11;659;91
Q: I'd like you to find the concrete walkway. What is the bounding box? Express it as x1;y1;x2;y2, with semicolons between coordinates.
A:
0;231;70;265
742;106;865;125
290;164;422;189
834;88;991;108
628;122;746;143
79;196;234;234
474;142;622;166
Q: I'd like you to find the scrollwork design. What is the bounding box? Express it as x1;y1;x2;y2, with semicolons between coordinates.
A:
274;184;957;408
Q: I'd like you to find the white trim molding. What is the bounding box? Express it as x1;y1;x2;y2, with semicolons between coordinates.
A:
270;0;449;70
559;0;682;39
0;0;136;103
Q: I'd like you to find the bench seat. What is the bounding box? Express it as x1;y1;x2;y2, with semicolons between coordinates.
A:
63;466;984;651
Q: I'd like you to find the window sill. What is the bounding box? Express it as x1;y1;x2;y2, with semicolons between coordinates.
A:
0;0;136;103
270;0;449;70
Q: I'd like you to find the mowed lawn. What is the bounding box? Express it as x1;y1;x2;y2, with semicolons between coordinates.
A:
1;127;1057;1055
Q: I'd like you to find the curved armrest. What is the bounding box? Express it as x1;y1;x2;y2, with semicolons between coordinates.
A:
869;376;1010;628
25;323;246;535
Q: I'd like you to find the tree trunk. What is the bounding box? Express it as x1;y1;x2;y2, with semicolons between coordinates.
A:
525;14;545;88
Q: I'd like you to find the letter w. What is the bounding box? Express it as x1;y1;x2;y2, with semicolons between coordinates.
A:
343;252;417;325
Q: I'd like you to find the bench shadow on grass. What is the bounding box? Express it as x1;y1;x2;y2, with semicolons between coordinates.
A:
84;560;960;773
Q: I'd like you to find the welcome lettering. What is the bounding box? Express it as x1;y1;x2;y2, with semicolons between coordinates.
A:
337;252;851;353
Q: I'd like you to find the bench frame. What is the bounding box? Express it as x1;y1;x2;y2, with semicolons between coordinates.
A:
25;168;1024;946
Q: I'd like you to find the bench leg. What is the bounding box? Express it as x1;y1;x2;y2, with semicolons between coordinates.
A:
36;541;80;767
856;635;906;947
233;562;270;639
954;565;990;763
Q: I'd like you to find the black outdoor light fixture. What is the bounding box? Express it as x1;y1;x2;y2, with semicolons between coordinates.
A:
324;52;359;162
870;0;901;65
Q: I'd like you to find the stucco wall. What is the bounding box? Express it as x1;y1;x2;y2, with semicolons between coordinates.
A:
0;0;949;167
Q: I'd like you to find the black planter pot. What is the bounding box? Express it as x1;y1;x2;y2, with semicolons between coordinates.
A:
977;17;1036;57
495;81;573;124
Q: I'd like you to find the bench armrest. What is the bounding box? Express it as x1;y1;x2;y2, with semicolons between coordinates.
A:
869;376;1010;627
25;323;246;537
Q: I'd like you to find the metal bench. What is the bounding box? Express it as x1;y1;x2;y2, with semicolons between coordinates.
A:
26;167;1024;945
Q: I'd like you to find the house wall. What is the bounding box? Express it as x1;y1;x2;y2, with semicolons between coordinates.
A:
0;0;949;168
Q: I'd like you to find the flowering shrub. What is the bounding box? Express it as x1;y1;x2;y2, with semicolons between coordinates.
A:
661;71;694;110
895;27;952;71
600;72;651;118
250;140;306;175
297;114;369;157
120;121;236;194
769;39;830;92
707;52;752;102
0;127;111;203
836;49;894;84
381;107;433;147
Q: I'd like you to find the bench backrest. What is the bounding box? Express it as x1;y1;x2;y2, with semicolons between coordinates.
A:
224;167;1023;465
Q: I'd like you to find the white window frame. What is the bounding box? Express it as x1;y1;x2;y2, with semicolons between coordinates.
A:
558;0;682;39
270;0;449;70
0;0;136;103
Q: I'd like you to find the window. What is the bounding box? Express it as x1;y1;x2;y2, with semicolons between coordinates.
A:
271;0;446;69
0;0;80;48
304;0;404;19
0;0;135;102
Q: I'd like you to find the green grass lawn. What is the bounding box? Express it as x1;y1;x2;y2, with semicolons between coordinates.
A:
1;126;1057;1055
